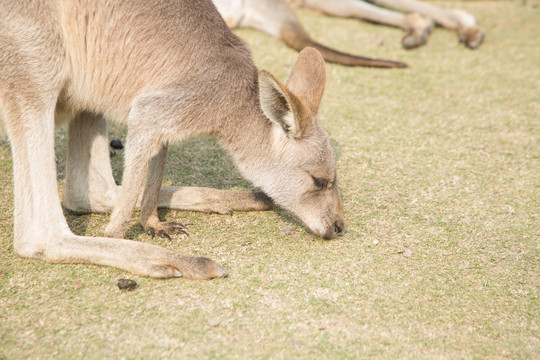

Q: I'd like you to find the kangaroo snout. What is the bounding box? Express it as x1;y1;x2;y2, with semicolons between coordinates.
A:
314;192;345;240
320;218;345;240
300;208;345;240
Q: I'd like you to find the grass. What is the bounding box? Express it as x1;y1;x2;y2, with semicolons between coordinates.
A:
1;1;539;358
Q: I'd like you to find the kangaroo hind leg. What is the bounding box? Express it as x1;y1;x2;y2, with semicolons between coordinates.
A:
1;92;72;258
64;112;119;214
0;21;73;258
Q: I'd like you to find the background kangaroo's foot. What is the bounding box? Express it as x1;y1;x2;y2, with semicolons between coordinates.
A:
450;9;484;49
401;13;434;49
458;26;485;49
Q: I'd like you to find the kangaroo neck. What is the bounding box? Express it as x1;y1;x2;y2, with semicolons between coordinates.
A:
215;95;275;186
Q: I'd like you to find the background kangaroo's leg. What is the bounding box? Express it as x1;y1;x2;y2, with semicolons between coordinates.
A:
238;0;408;67
305;0;411;30
368;0;484;48
368;0;457;28
303;0;433;49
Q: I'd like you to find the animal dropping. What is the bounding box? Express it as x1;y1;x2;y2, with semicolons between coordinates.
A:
117;278;138;291
110;139;124;150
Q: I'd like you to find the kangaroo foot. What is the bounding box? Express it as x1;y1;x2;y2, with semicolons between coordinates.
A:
449;9;484;49
167;254;228;279
458;26;485;49
402;13;434;50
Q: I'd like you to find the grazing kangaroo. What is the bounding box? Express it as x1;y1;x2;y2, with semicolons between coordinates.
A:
214;0;484;56
0;0;344;279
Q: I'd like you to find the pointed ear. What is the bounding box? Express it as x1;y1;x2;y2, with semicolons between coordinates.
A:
259;70;311;138
285;47;327;114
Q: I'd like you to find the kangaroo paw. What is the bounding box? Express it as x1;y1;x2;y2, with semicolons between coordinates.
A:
146;221;189;240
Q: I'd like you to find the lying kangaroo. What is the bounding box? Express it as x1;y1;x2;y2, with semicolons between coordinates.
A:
214;0;484;59
0;0;344;279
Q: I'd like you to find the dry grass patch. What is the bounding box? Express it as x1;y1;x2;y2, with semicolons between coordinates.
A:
1;1;539;359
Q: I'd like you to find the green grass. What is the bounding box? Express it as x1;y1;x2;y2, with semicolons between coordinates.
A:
1;1;539;358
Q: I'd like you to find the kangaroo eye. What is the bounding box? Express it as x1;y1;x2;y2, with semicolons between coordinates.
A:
311;176;328;190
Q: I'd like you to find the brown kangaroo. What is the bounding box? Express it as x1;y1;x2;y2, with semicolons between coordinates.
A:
0;0;344;279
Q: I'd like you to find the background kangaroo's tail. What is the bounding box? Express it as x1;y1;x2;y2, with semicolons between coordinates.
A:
280;22;408;68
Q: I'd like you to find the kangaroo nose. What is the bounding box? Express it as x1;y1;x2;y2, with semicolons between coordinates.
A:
334;219;345;235
321;218;345;240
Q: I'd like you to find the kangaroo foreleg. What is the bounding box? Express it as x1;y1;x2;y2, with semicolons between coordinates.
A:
104;114;165;238
138;143;189;240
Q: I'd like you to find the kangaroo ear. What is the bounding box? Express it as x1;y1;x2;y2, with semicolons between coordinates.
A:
259;70;310;138
285;47;327;114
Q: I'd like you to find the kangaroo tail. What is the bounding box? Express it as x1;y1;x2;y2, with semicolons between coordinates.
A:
280;22;408;68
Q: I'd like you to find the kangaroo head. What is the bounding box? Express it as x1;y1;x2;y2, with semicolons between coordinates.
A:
256;48;344;239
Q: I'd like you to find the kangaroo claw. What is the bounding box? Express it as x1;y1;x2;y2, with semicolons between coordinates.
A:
171;226;189;237
171;223;188;231
159;231;172;241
